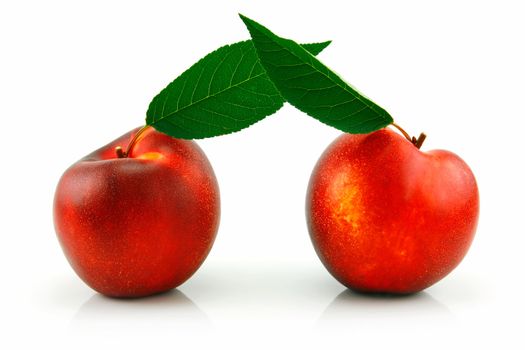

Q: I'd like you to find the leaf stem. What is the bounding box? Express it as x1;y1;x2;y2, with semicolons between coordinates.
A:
390;122;427;149
115;125;151;158
391;122;412;142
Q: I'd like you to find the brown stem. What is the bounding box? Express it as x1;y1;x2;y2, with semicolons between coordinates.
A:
390;123;426;149
115;146;125;158
391;122;412;143
414;133;427;149
114;125;151;158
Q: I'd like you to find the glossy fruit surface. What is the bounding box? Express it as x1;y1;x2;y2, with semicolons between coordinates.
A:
54;127;220;297
306;129;479;293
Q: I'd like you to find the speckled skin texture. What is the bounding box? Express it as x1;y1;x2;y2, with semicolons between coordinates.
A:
53;127;220;298
306;129;479;294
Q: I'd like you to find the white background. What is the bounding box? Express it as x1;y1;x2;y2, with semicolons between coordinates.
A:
1;0;524;348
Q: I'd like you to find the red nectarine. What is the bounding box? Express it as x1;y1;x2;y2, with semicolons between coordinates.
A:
53;127;220;297
306;128;479;294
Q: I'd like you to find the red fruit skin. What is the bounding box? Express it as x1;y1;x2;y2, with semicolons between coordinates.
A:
306;129;479;294
53;127;220;297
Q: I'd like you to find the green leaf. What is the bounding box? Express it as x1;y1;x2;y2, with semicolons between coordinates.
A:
239;14;393;134
146;40;331;139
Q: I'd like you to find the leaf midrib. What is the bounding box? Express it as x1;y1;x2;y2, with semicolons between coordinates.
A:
150;70;273;124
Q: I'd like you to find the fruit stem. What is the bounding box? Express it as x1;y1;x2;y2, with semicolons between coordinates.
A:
115;125;151;158
390;123;427;149
115;146;125;158
414;133;427;149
